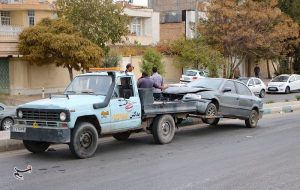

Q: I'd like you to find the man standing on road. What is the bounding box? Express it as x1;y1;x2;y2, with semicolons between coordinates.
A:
254;64;260;78
150;67;164;100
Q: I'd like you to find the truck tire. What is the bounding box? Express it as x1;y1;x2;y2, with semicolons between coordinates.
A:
152;114;176;144
245;109;259;128
23;140;50;153
113;132;131;141
202;103;220;125
69;122;98;159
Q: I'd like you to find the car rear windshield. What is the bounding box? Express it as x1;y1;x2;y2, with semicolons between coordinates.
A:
187;78;223;89
184;71;197;76
271;75;289;82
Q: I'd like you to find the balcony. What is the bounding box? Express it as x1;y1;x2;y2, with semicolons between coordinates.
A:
0;25;22;56
0;0;53;11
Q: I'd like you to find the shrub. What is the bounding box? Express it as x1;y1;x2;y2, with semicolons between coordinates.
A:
140;48;165;76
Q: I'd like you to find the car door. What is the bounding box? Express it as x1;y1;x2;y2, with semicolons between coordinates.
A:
219;80;240;116
288;76;297;91
254;78;264;94
235;81;254;117
295;75;300;90
109;76;141;132
247;79;257;94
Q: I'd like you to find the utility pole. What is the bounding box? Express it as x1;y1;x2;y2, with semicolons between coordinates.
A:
195;0;199;38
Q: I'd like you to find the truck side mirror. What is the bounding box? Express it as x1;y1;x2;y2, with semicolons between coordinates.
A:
223;87;232;93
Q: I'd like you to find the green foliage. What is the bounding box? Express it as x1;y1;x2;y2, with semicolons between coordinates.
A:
103;50;121;68
140;48;165;76
18;18;103;80
266;100;275;104
296;95;300;101
171;37;225;77
57;0;129;52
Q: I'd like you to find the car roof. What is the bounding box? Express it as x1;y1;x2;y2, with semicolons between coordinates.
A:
77;71;134;77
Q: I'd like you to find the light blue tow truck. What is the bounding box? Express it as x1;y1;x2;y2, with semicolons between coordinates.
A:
10;68;261;158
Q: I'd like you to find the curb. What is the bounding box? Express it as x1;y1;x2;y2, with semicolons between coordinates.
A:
262;104;300;115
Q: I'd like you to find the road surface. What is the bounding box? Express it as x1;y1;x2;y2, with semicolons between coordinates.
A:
0;112;300;190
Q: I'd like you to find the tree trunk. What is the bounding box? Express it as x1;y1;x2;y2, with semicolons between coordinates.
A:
267;59;271;79
271;61;278;75
247;57;252;77
67;66;73;81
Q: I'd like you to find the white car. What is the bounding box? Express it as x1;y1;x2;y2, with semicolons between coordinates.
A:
180;69;208;83
267;74;300;94
238;77;267;98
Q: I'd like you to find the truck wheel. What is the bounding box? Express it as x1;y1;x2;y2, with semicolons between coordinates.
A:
69;122;98;159
113;132;131;141
152;114;176;144
245;109;259;128
202;103;220;125
23;140;50;153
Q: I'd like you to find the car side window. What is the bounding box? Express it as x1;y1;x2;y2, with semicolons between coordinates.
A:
289;76;296;82
296;76;300;81
236;82;252;96
248;79;255;86
222;81;237;94
0;106;3;111
113;77;135;99
254;79;261;85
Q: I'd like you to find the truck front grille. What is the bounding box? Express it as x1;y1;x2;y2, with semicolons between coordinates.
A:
26;121;58;127
22;110;60;121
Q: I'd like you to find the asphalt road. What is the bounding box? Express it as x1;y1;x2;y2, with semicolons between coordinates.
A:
0;112;300;190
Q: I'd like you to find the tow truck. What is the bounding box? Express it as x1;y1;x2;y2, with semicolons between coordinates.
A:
10;68;239;158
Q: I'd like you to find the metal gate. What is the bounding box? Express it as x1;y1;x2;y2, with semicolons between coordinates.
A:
0;58;10;94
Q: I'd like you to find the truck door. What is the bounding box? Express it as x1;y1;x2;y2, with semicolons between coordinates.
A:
109;76;141;132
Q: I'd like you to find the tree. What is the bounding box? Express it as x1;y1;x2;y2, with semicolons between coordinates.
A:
171;37;225;77
198;0;299;78
57;0;129;53
140;48;165;76
103;50;121;68
18;18;103;80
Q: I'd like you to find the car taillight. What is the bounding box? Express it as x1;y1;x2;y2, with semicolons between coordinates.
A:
192;77;198;79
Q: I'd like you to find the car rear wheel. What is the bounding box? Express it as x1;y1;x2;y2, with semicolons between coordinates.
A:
259;89;266;98
152;114;176;144
69;122;98;159
113;132;131;141
285;86;290;94
202;103;220;125
1;117;14;131
245;109;259;128
23;140;50;153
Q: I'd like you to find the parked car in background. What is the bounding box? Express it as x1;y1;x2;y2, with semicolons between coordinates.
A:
164;78;263;128
267;74;300;94
237;77;266;98
180;69;208;83
0;103;16;131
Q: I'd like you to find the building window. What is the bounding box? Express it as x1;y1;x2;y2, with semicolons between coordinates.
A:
131;17;142;36
0;11;11;25
28;10;35;26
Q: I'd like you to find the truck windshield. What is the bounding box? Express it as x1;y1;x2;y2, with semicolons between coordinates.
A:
65;75;112;95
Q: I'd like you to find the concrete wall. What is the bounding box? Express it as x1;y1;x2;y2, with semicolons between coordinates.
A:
121;56;182;83
160;22;185;42
9;58;80;95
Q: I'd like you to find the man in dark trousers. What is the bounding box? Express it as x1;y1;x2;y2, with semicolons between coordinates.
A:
254;64;260;78
150;67;164;100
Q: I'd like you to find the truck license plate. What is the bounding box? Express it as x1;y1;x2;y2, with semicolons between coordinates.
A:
12;126;26;133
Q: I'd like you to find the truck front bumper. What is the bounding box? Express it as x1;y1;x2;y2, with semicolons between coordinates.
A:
11;124;71;143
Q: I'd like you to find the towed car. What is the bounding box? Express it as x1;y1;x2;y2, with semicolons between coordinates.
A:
267;74;300;94
164;78;263;128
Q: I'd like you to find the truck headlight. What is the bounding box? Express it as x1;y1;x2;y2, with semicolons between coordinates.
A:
60;112;67;121
18;110;23;118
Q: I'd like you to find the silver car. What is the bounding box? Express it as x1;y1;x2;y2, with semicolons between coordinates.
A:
0;103;16;131
164;78;263;128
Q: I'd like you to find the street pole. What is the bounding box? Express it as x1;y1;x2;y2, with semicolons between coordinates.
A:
195;0;199;38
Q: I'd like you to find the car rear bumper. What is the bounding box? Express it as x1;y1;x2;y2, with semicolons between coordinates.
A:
11;124;71;143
